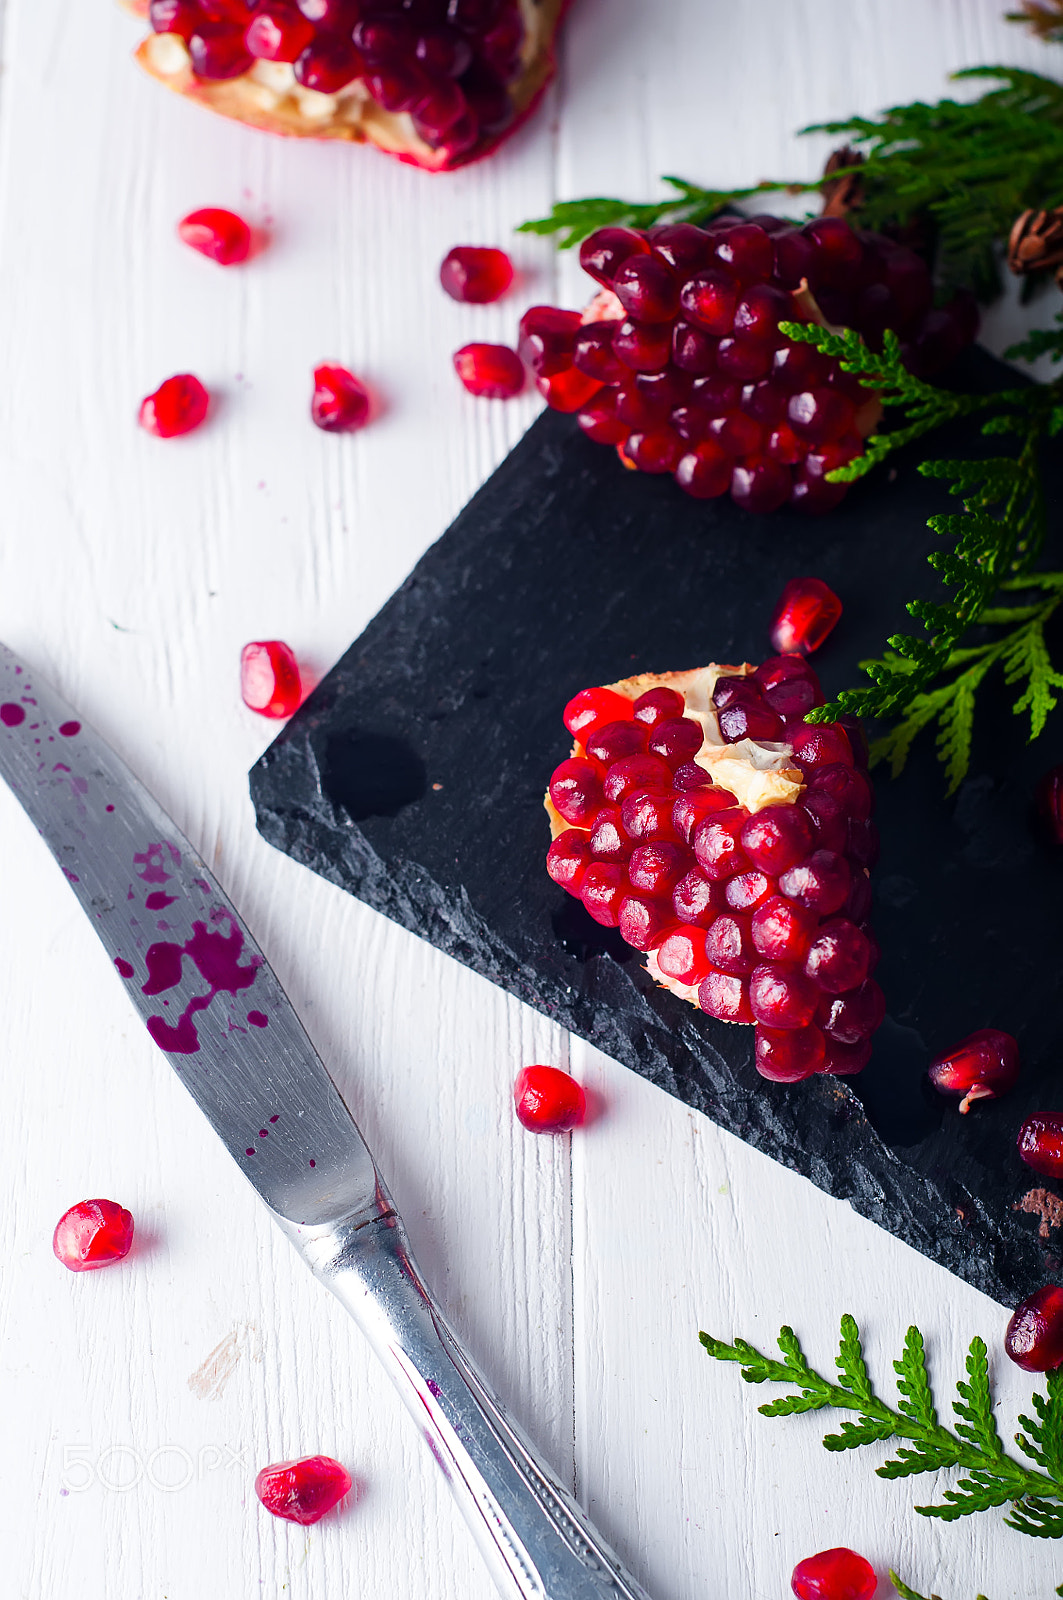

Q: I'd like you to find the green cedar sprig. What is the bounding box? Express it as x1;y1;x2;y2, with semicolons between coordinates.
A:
518;67;1063;301
775;320;1063;788
700;1315;1063;1537
888;1577;993;1600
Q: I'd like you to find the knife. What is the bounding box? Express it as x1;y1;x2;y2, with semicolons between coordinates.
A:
0;642;651;1600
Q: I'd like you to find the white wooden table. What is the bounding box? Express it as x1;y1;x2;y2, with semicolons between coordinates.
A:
1;4;1059;1596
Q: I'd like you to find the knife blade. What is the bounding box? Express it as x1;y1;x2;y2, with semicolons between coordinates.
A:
0;642;652;1600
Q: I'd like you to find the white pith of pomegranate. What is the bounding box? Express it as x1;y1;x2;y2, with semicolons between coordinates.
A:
521;216;979;512
120;0;567;172
545;656;883;1081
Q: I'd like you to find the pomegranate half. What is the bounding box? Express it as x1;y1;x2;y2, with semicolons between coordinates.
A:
120;0;568;171
546;655;883;1081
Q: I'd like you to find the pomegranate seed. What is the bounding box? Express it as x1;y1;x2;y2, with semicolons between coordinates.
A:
294;36;364;93
311;364;370;432
150;0;200;39
676;442;731;499
724;869;775;913
588;807;630;862
706;411;763;456
618;894;675;951
713;675;762;712
800;790;848;853
612;256;680;323
751;894;818;964
549;758;603;826
790;1546;877;1600
672;868;722;927
1037;765;1063;843
718;700;786;743
927;1028;1019;1113
633;686;685;726
580;862;626;926
546;830;592;895
778;850;850;915
518;306;581;375
648;717;704;766
1005;1285;1063;1372
672;321;718;374
574;324;627;385
514;1064;585;1133
739;804;813;875
564;686;633;741
712;222;774;284
621;789;679;842
756;653;816;692
770;577;843;656
790;724;854;772
693;810;751;881
628;842;685;896
705;911;755;975
698;969;754;1024
804;919;870;994
586;720;647;764
139;374;209;438
748;963;818;1029
755;1024;824;1083
245;3;314;61
603;755;671;805
578;391;630;445
579;227;651;287
537;367;603;413
189;24;255;79
53;1199;134;1272
1017;1112;1063;1179
241;640;302;718
255;1455;352;1524
612;320;672;373
731;456;791;514
809;763;873;820
819;1037;873;1076
453;343;524;399
414;25;473;77
656;928;711;985
177;206;251;265
818;979;886;1044
788;388;856;445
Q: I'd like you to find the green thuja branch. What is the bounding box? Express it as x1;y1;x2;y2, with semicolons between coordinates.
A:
889;1576;993;1600
700;1316;1063;1535
520;67;1063;300
773;321;1063;789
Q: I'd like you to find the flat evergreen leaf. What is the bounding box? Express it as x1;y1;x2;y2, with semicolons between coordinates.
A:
895;1326;940;1430
821;1416;895;1451
836;1313;875;1406
1004;1495;1063;1538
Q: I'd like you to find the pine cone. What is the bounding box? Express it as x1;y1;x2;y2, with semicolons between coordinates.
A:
820;146;865;218
1008;1;1063;42
1007;208;1063;279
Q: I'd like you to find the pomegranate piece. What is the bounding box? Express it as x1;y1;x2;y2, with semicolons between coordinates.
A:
440;245;514;303
311;364;370;432
770;577;843;656
544;656;882;1076
53;1198;134;1272
927;1027;1019;1113
139;373;209;438
177;206;251;265
1005;1285;1063;1373
240;640;303;718
255;1455;352;1524
526;214;976;511
1017;1112;1063;1179
453;342;525;399
514;1064;586;1132
790;1546;877;1600
133;0;566;172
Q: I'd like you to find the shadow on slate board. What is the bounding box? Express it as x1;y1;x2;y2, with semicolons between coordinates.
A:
251;346;1063;1309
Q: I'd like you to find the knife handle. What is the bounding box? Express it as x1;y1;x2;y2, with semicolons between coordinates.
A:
297;1208;652;1600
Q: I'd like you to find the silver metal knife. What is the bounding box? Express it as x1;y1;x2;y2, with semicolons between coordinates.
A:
0;641;651;1600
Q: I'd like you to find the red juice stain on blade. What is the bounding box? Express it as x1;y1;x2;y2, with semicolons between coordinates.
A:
114;957;135;979
58;721;80;737
143;913;263;1055
0;703;25;726
146;891;177;910
248;1011;268;1027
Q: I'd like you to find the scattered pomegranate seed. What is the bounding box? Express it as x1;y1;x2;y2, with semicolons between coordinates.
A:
927;1028;1019;1113
770;578;843;656
514;1064;586;1133
255;1455;352;1524
453;342;525;398
790;1546;877;1600
177;207;251;265
311;364;370;432
139;373;209;438
1017;1112;1063;1178
241;640;303;719
1005;1285;1063;1373
53;1199;134;1272
1037;765;1063;844
440;245;514;303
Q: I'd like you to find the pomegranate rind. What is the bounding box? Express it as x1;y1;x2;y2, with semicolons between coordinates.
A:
121;0;568;172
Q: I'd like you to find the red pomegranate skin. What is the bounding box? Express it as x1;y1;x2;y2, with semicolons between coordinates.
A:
1005;1285;1063;1373
255;1455;352;1523
514;1064;586;1132
790;1546;877;1600
1017;1112;1063;1179
53;1199;134;1272
927;1028;1019;1113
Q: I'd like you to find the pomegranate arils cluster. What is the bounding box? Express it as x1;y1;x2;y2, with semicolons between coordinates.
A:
522;214;977;511
139;0;564;171
546;655;883;1081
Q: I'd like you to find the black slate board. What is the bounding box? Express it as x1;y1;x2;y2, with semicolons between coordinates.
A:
251;347;1063;1308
